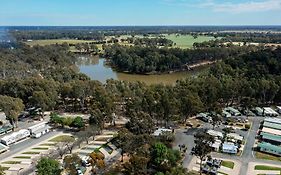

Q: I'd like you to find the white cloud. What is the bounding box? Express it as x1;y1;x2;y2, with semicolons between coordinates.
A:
208;0;281;13
162;0;281;13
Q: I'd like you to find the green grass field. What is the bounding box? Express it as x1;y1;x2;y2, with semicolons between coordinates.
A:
164;34;217;48
256;152;281;162
255;165;281;171
49;135;75;142
221;160;235;169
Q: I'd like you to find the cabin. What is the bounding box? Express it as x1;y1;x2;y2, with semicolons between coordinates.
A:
258;142;281;156
253;107;264;116
207;130;223;139
227;133;243;142
152;128;172;136
28;122;51;138
222;142;238;154
277;106;281;114
263;107;279;117
264;117;281;125
224;107;241;116
0;129;30;146
260;132;281;145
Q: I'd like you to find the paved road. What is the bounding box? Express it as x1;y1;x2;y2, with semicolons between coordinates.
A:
0;130;60;160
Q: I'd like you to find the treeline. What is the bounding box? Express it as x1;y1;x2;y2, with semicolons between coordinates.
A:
105;44;260;73
129;37;174;47
11;30;105;41
0;44;88;81
220;32;281;43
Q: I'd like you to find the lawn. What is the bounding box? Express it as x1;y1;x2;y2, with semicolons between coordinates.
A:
32;147;49;150
256;151;281;162
49;135;75;142
255;165;281;171
1;161;21;164
40;143;56;146
164;34;217;49
13;156;31;159
221;160;235;169
22;151;40;155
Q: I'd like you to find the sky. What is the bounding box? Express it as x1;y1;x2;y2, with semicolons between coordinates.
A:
1;0;281;26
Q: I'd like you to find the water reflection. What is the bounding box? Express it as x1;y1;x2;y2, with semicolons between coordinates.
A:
77;56;208;85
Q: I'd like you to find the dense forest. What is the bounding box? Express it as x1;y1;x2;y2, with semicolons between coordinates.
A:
220;32;281;43
105;44;261;73
0;44;88;81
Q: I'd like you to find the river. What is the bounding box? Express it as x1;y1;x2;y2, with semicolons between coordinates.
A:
77;56;209;85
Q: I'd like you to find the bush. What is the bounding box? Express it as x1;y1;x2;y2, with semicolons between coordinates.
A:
245;124;251;130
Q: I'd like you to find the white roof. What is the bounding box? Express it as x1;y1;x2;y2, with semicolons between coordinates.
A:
223;142;237;149
1;129;30;142
262;127;281;136
152;128;172;136
207;130;223;138
227;133;243;141
28;122;47;130
277;106;281;110
263;107;279;115
264;117;281;125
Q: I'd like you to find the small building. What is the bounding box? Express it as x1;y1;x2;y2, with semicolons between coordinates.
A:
152;128;172;136
263;107;279;117
264;117;281;125
222;142;238;154
277;106;281;114
0;129;30;146
28;122;51;138
260;132;281;145
261;127;281;136
253;107;264;116
263;121;281;131
227;133;243;142
207;130;223;138
0;143;8;154
224;107;241;116
258;142;281;156
211;139;222;152
0;125;13;135
197;113;211;122
222;110;231;118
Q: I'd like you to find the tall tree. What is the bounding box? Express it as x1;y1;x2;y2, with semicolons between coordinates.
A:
36;157;61;175
192;131;215;175
0;95;24;128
